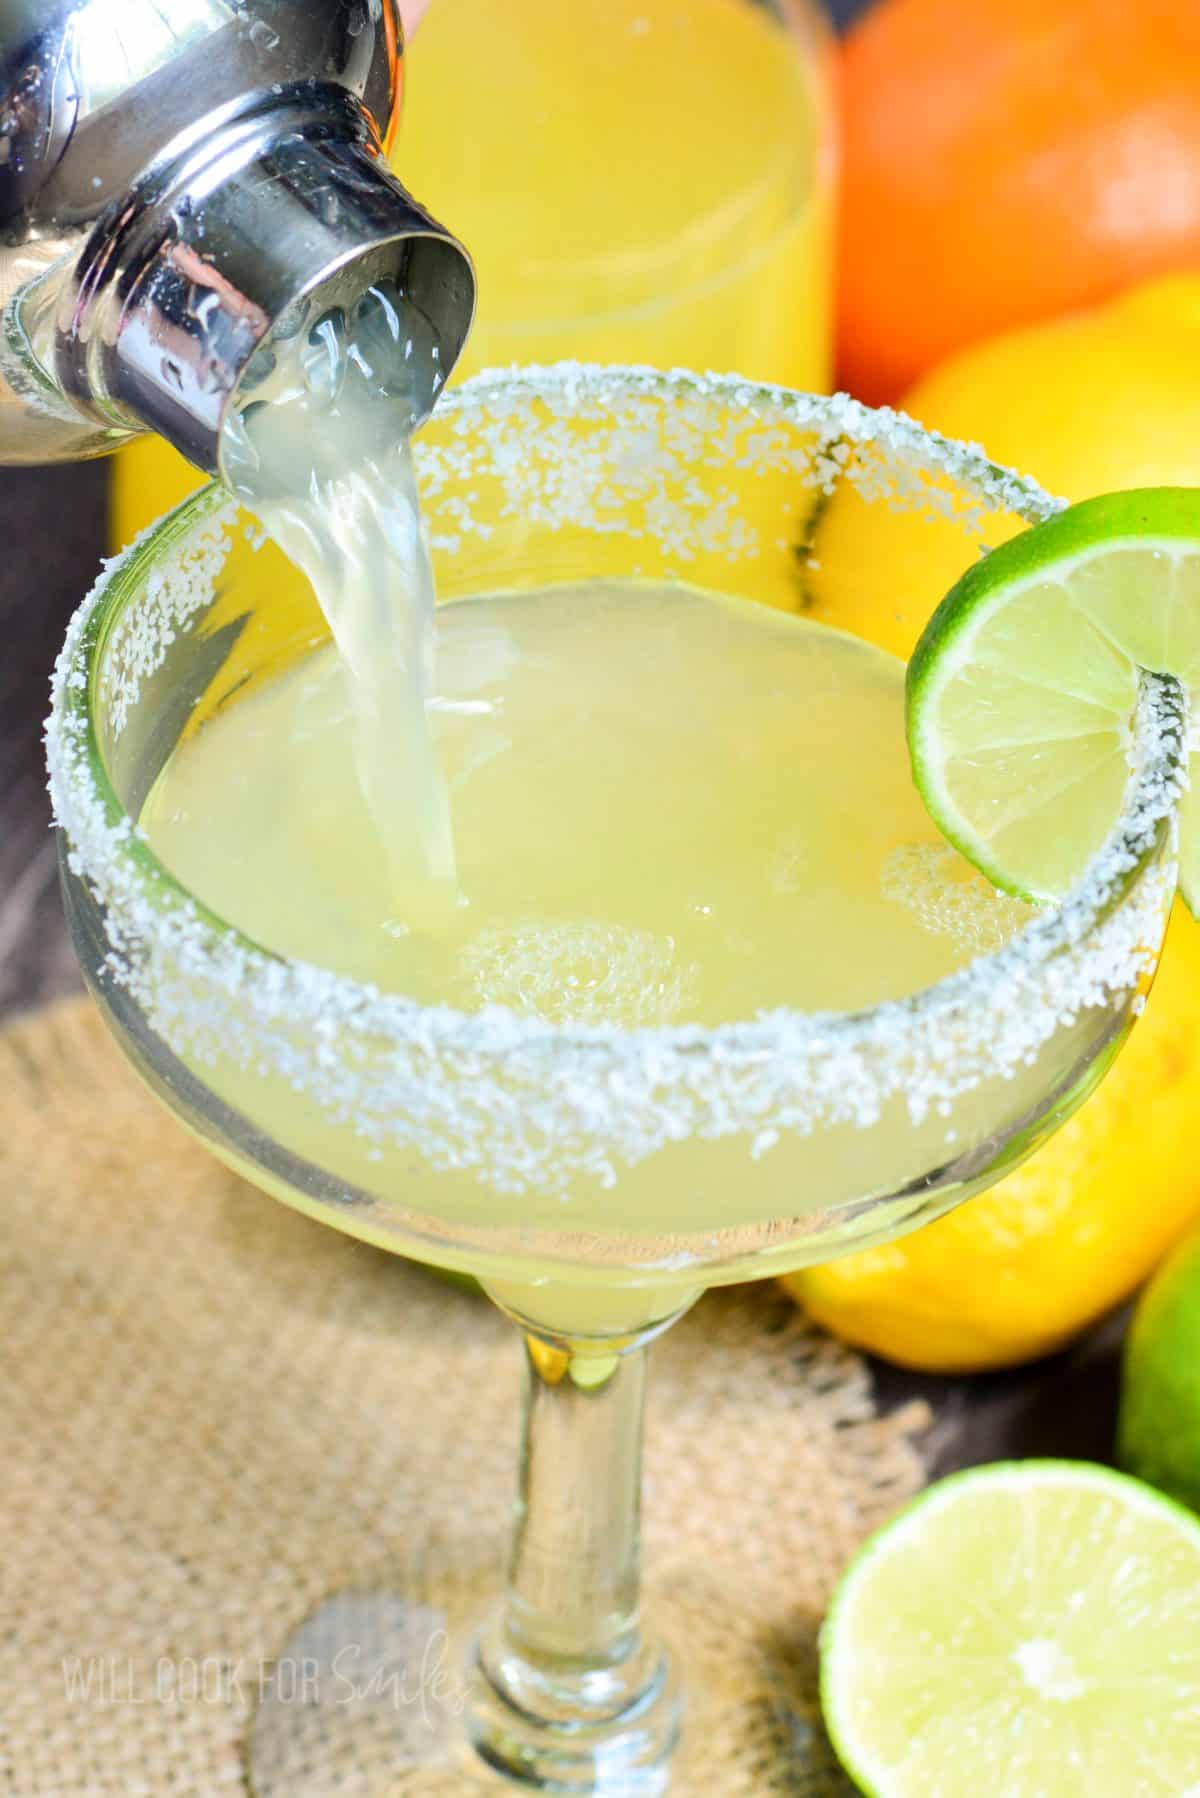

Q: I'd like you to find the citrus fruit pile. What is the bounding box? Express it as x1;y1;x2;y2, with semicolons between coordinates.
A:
818;482;1200;1791
791;475;1200;1383
788;270;1200;1372
813;5;1200;1783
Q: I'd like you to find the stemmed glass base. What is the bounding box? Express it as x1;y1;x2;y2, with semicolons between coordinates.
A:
246;1589;682;1797
468;1615;681;1793
235;1279;872;1798
250;1315;689;1796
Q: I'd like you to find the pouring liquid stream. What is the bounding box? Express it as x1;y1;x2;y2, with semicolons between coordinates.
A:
220;285;458;928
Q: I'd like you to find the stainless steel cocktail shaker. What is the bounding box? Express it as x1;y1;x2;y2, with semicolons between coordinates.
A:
0;0;474;465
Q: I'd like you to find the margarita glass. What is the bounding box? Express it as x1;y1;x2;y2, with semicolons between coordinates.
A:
48;370;1183;1793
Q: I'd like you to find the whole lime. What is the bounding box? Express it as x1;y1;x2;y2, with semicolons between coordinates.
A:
1118;1230;1200;1513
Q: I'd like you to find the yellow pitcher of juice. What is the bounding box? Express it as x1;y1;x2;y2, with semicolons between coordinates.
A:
110;0;836;546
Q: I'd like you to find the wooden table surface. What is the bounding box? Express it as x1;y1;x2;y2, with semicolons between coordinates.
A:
0;455;1126;1481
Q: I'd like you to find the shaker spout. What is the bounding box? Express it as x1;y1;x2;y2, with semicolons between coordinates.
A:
62;84;475;472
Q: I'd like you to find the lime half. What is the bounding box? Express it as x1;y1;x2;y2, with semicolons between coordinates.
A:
906;489;1200;907
821;1459;1200;1797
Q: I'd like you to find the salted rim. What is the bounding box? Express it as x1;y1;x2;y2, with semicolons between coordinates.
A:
45;366;1185;1085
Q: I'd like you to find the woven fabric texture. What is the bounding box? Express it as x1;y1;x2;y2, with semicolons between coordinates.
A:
0;999;929;1795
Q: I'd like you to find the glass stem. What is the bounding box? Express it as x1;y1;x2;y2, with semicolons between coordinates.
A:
468;1329;682;1793
510;1339;646;1679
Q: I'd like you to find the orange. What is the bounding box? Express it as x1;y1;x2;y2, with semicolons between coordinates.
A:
837;0;1200;404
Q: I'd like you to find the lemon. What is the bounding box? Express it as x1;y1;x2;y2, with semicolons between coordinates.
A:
805;274;1200;662
787;276;1200;1372
908;274;1200;503
1118;1228;1200;1514
788;901;1200;1371
821;1460;1200;1797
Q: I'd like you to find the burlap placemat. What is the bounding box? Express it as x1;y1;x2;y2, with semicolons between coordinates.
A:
0;998;931;1795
